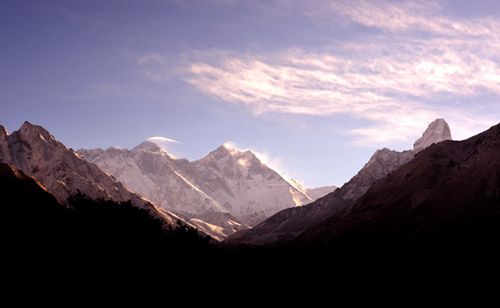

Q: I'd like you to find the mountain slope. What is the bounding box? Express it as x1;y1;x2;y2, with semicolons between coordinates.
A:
305;185;337;200
297;122;500;257
226;118;452;246
0;162;213;266
0;122;182;228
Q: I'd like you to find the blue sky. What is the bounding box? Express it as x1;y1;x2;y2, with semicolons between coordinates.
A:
1;0;500;187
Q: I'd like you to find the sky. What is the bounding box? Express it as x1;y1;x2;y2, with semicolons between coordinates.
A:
1;0;500;187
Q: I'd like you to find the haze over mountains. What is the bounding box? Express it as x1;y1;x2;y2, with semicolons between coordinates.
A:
78;141;335;240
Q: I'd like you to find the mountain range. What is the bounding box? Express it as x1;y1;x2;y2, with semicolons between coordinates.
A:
294;121;500;260
0;122;184;229
78;141;335;240
226;119;452;245
4;117;500;271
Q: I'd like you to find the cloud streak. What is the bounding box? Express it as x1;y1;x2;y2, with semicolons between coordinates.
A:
147;136;180;145
137;0;500;145
185;44;497;144
179;1;499;144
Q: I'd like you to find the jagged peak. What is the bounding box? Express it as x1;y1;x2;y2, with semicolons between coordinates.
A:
215;144;231;153
0;125;7;138
373;147;393;154
208;144;239;159
20;121;49;134
18;121;55;143
132;141;162;153
221;142;241;155
105;146;126;152
20;120;38;130
219;143;258;159
80;147;104;152
413;118;452;152
201;144;263;169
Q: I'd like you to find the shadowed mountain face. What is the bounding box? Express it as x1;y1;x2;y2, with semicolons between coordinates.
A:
226;119;452;246
0;162;64;235
0;162;212;266
296;123;500;258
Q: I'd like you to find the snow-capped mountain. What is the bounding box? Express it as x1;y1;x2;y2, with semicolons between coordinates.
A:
78;142;333;238
187;144;313;226
78;141;247;240
0;122;181;227
226;119;453;246
78;141;226;217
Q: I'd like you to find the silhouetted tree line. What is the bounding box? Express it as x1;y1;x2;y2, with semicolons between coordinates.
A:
1;170;214;267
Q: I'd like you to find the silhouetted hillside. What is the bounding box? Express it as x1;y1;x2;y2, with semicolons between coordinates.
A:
294;123;500;263
1;163;213;269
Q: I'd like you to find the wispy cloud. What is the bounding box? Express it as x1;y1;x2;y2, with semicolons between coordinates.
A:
176;1;500;144
328;0;500;37
185;46;496;144
146;136;182;158
147;136;180;144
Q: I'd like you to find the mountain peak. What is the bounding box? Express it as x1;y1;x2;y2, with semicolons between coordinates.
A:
413;118;452;152
221;143;242;155
0;125;9;160
0;125;7;138
19;121;54;142
211;144;240;158
132;141;162;153
20;121;38;131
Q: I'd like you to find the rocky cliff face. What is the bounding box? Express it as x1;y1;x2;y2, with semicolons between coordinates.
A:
413;118;452;152
340;148;415;202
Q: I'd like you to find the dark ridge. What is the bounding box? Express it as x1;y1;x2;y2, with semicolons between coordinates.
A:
292;123;500;264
